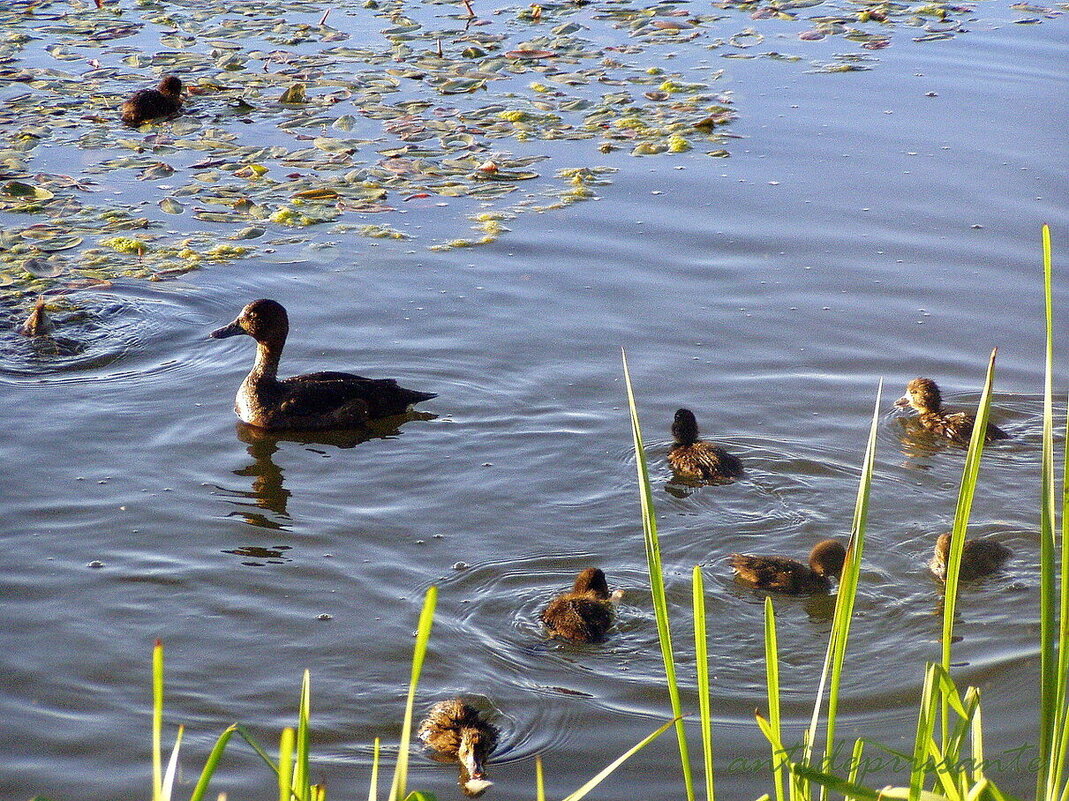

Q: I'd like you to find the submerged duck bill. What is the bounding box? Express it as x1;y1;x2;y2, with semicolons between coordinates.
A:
209;320;245;339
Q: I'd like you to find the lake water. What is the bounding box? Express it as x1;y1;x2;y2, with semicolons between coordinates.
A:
1;0;1067;798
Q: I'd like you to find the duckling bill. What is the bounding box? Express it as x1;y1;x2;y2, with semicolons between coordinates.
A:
418;699;498;797
210;299;435;431
541;567;621;643
730;539;846;594
929;533;1010;582
668;408;743;482
121;75;183;126
895;377;1008;445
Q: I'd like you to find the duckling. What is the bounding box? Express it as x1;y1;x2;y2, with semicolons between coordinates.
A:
121;75;183;126
210;299;435;431
730;539;847;594
418;699;498;797
668;408;743;482
895;377;1008;445
541;567;621;642
929;533;1011;582
18;297;52;337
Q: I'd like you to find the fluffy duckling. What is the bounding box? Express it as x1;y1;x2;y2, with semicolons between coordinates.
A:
210;299;435;431
121;75;183;126
730;539;847;594
929;533;1011;582
895;377;1008;445
668;408;743;482
418;699;498;797
18;297;52;337
541;567;621;642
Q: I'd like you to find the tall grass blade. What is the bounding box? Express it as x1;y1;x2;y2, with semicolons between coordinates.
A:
296;670;311;800
693;565;716;801
762;596;785;801
941;350;997;744
234;724;281;775
153;639;165;801
621;350;694;801
368;737;381;801
389;586;438;801
161;724;183;801
560;717;678;801
279;728;295;801
846;739;865;801
536;754;546;801
189;725;239;801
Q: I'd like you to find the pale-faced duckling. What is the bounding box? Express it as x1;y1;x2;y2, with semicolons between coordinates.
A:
418;699;498;797
121;75;183;126
210;299;435;431
541;567;622;643
730;539;847;594
19;297;52;337
895;377;1008;445
929;532;1011;582
668;408;743;482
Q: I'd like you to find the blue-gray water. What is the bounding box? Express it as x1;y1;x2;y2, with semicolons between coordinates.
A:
1;0;1067;798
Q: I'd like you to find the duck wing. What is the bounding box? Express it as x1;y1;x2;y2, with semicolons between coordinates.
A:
281;372;436;420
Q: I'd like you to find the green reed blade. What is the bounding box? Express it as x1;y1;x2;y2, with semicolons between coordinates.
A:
560;717;678;801
368;737;381;801
1039;221;1056;797
969;692;985;787
234;723;281;775
296;670;311;800
694;566;716;801
910;664;939;801
845;739;865;801
762;596;785;801
279;728;295;801
941;349;997;745
153;639;164;801
389;586;438;801
622;350;694;801
188;724;238;801
536;754;546;801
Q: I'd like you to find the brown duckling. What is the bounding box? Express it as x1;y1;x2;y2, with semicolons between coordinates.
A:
418;699;498;797
929;532;1011;582
210;299;435;431
540;567;621;642
895;377;1008;445
18;297;52;337
730;539;847;594
668;408;743;482
121;75;183;126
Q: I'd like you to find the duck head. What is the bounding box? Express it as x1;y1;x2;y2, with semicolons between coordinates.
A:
573;567;610;599
158;74;183;98
457;727;493;795
210;299;289;345
672;408;700;445
809;539;847;578
933;533;952;566
895;377;942;413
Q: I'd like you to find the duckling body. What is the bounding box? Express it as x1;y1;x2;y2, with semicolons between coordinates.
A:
19;297;52;337
895;377;1008;445
929;533;1011;581
419;699;498;797
730;539;846;594
121;75;183;126
541;567;618;642
210;299;435;431
668;408;743;482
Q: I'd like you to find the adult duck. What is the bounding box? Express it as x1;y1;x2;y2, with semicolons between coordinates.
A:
929;532;1010;582
121;75;183;126
418;699;498;797
895;377;1008;444
730;539;847;594
210;299;435;430
541;567;621;642
668;408;743;482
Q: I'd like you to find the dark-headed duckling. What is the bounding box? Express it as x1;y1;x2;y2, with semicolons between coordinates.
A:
668;408;743;482
19;297;52;337
895;377;1008;445
418;699;498;797
121;75;183;126
541;567;621;642
730;539;847;594
929;533;1011;582
210;299;435;431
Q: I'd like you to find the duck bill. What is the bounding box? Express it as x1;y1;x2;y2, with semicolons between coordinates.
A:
461;751;486;782
210;320;244;339
893;395;910;408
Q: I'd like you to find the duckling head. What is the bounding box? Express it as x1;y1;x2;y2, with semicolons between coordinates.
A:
210;298;288;345
809;539;847;579
158;74;183;97
895;377;942;413
672;408;700;446
457;727;493;795
572;567;610;599
933;532;952;566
